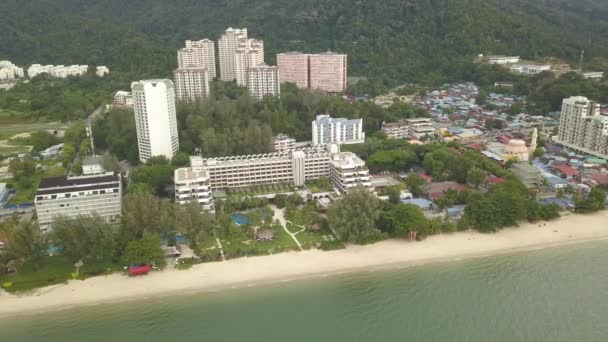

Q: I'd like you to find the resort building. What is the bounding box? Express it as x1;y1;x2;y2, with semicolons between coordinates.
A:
174;145;373;210
218;27;249;81
554;96;608;159
112;90;133;107
273;134;296;153
312;114;365;145
131;79;180;163
35;172;122;232
276;52;348;92
96;66;109;77
0;60;24;80
174;159;214;212
247;65;280;100
381;118;435;139
174;67;210;102
178;39;216;78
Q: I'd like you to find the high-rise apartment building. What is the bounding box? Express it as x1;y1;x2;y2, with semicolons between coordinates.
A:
312;114;365;145
276;52;347;93
177;39;216;78
131;80;180;163
247;65;280;100
235;38;264;86
174;68;210;102
555;96;608;159
218;28;248;81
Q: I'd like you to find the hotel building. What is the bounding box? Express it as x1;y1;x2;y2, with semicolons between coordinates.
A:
277;52;347;93
131;79;180;163
178;39;216;78
247;65;280;100
174;67;210;102
312;114;365;145
35;172;122;232
554;96;608;159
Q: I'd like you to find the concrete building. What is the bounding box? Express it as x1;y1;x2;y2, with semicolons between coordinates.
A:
96;66;109;77
235;38;264;86
273;134;296;152
381;118;435;139
174;145;372;210
131;79;180;163
27;64;90;78
554;96;608;159
312;114;365;145
510;64;551;75
218;27;249;81
174;157;214;212
174;67;210;102
0;60;24;80
277;52;310;88
309;53;347;93
113;91;133;107
178;39;216;78
486;56;521;64
82;156;105;176
510;163;544;190
582;72;605;80
35;172;122;232
247;65;280;100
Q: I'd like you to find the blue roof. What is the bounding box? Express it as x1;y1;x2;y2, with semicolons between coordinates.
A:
541;198;574;209
401;198;434;209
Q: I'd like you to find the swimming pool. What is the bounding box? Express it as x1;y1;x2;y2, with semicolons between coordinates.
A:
232;213;250;225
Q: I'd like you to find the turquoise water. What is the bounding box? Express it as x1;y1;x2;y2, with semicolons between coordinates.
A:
231;213;250;225
1;240;608;341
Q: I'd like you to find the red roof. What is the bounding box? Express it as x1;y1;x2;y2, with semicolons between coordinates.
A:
419;173;433;182
553;164;578;177
487;176;506;184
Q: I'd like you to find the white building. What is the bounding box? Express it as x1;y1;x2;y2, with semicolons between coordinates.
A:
113;91;133;107
273;134;296;152
0;60;25;80
96;66;109;77
131;79;180;163
27;64;90;78
554;96;608;159
312;114;365;145
247;65;280;100
510;64;551;75
582;72;604;80
487;56;521;64
174;67;210;102
174;145;373;210
235;38;265;86
381;118;435;139
35;172;122;232
178;39;217;78
82;156;105;176
218;27;248;81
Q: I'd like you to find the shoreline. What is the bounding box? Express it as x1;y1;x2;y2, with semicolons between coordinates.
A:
1;211;607;317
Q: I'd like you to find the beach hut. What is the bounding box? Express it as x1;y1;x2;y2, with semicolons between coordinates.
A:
256;229;276;242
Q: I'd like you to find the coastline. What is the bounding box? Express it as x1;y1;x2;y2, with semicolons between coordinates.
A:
1;211;607;317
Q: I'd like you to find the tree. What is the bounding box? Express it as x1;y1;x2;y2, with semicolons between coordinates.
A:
130;164;174;195
175;201;216;250
405;174;426;196
387;203;429;237
121;192;168;241
9;157;36;188
121;235;166;268
533;148;545;159
172;152;190;167
467;167;486;189
327;186;380;243
575;187;606;213
7;220;47;270
28;130;60;152
51;215;116;262
476;89;487;105
385;186;401;204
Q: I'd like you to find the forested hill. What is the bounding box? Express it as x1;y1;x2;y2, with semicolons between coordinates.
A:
1;0;607;86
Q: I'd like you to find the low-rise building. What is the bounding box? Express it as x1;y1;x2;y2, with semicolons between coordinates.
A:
96;66;109;77
582;72;604;80
510;163;544;190
113;91;134;107
0;60;25;80
510;64;551;75
82;156;105;176
27;64;90;78
35;172;122;232
486;55;521;65
273;134;296;152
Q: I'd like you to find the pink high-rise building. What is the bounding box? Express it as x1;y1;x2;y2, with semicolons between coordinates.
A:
276;52;347;93
277;52;310;88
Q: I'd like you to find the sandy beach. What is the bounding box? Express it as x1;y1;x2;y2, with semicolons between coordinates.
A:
1;211;607;317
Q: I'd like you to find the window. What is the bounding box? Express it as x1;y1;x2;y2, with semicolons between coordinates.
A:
51;195;57;199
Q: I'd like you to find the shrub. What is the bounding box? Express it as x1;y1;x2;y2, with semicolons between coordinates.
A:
319;240;346;251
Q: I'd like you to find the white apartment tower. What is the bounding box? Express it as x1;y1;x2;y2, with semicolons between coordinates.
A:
131;80;180;163
312;114;365;145
555;96;608;159
174;68;210;102
178;39;216;78
247;65;280;100
218;28;248;81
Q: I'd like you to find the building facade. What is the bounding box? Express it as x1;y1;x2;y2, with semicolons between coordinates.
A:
309;53;347;93
273;134;296;153
35;173;122;232
113;91;133;107
510;64;551;75
174;67;210;102
276;53;310;88
381;118;435;139
218;27;248;81
329;152;372;194
234;38;264;86
487;56;521;64
27;64;90;78
247;65;280;100
555;96;608;159
0;60;24;80
174;158;214;212
312;114;365;145
131;79;180;163
96;66;109;77
178;39;216;78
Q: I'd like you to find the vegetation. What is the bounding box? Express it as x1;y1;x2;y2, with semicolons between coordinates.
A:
327;186;383;243
121;236;166;268
574;188;607;213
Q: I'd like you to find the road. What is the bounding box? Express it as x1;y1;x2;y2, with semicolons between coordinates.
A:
65;105;104;176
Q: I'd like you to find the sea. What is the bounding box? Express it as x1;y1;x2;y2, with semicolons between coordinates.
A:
1;240;607;342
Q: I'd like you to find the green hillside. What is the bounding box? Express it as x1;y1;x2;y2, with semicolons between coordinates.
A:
1;0;607;87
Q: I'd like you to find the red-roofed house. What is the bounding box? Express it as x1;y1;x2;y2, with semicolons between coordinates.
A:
553;164;578;180
426;181;467;200
582;172;608;188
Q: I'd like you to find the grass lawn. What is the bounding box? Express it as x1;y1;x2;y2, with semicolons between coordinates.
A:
286;222;333;250
221;224;299;258
0;109;33;125
0;145;31;155
0;256;74;293
0;120;68;141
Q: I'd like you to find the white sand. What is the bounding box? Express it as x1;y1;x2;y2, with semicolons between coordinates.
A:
1;211;607;316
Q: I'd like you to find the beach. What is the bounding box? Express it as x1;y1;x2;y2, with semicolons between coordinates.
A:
1;211;607;317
